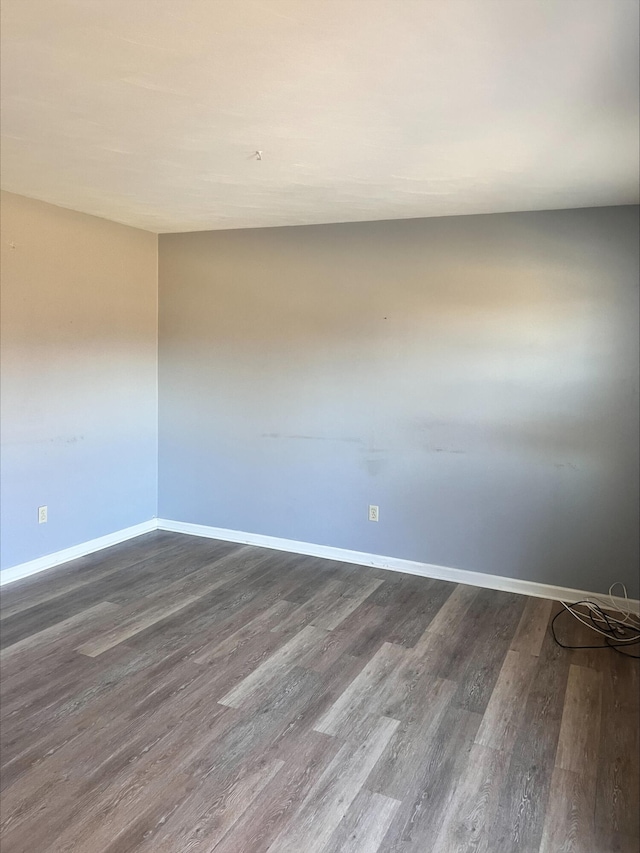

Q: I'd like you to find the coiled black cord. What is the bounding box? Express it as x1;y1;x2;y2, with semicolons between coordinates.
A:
551;600;640;659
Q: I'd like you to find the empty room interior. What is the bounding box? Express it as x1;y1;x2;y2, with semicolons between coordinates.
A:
1;1;639;852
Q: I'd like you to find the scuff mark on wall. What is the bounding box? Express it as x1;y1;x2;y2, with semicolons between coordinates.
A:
3;434;86;446
363;458;386;476
261;433;362;443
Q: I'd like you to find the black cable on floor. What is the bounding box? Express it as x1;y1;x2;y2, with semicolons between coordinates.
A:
551;605;640;659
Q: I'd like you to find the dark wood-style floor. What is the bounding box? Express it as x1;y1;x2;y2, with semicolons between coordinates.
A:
0;532;638;853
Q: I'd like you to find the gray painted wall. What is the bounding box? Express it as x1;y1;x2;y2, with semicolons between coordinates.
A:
158;206;639;596
1;192;158;570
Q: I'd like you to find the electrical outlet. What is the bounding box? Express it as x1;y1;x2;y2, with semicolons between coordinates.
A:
38;505;48;524
368;505;379;522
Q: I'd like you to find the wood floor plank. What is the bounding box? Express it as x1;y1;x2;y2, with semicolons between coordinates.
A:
340;601;395;659
410;589;509;686
365;577;455;649
555;664;602;777
43;707;241;853
594;830;640;853
298;601;388;672
2;584;300;772
311;578;383;631
102;539;245;604
218;624;329;708
376;707;482;853
430;742;510;853
1;601;119;663
74;546;275;657
1;654;206;792
383;582;455;648
278;558;345;604
261;653;372;763
75;594;201;657
0;533;636;853
0;539;242;647
266;715;399;853
0;597;255;757
2;610;252;775
366;676;459;801
440;590;528;715
422;583;477;637
109;564;299;665
193;600;295;665
595;701;640;842
1;643;96;723
0;532;180;619
313;641;407;735
270;579;346;635
212;732;340;853
150;756;285;852
321;787;400;853
488;625;571;853
474;649;538;752
510;597;553;657
94;780;196;853
1;696;239;852
538;766;597;853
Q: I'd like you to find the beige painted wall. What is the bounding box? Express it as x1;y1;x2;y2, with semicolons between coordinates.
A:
1;191;158;568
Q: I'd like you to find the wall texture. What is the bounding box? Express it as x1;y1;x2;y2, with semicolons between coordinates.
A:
159;206;639;596
1;191;158;570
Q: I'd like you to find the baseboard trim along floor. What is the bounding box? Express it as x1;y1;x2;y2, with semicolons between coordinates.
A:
3;516;638;615
0;520;157;586
156;519;640;614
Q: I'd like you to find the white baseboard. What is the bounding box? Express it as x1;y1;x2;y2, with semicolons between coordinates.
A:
0;520;158;586
3;515;637;615
156;518;640;614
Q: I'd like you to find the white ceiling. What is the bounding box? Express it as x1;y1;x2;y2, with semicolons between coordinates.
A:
1;0;638;233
